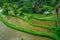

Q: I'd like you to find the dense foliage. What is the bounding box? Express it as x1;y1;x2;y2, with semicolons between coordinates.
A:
0;0;60;14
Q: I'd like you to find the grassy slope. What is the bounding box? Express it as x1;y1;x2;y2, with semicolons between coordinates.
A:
0;14;58;40
3;13;57;33
24;13;56;21
16;15;57;32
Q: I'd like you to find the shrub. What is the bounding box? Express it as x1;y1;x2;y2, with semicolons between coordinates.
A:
22;5;33;13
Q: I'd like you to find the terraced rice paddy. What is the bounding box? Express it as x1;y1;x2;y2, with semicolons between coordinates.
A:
0;14;56;40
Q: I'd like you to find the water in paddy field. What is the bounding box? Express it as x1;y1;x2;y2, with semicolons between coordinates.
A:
0;8;59;40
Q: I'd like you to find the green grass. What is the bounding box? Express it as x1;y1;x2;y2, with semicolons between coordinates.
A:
33;16;56;21
16;15;57;31
0;14;58;40
0;13;60;40
2;13;57;33
24;13;56;21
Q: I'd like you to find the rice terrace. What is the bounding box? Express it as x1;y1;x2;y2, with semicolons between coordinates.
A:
0;0;60;40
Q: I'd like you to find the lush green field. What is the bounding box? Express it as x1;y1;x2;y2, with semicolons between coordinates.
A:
0;14;57;40
0;0;60;40
0;13;60;40
24;13;56;21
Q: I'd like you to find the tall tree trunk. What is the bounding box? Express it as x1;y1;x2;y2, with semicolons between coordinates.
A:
56;6;60;27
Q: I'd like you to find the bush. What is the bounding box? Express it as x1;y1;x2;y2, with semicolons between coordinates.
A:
22;5;33;13
46;7;54;11
56;28;60;37
2;9;8;15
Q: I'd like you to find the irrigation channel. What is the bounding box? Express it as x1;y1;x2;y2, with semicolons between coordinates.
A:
0;9;57;40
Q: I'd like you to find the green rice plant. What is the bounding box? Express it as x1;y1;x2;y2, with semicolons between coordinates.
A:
0;14;57;40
